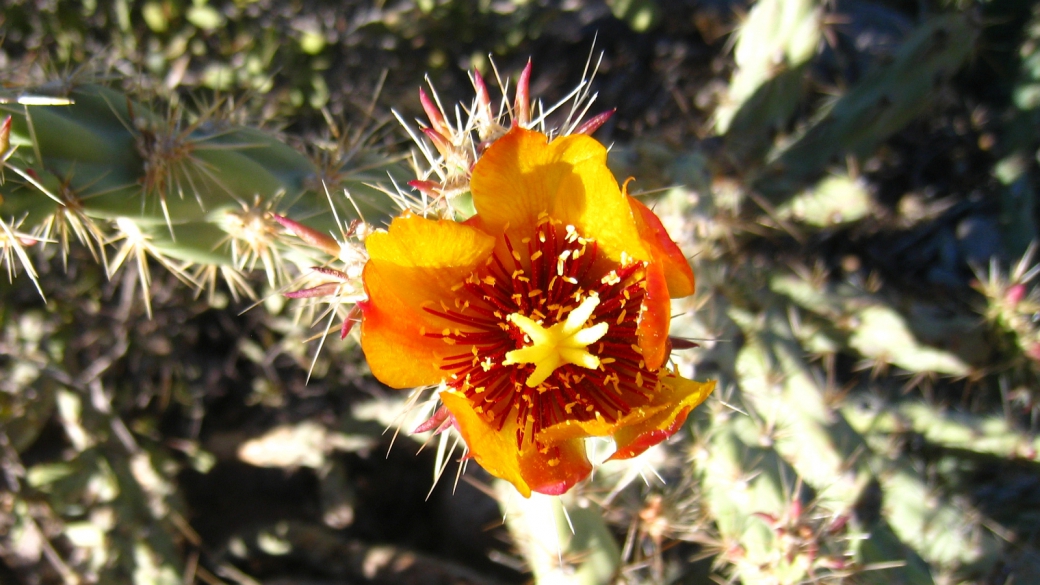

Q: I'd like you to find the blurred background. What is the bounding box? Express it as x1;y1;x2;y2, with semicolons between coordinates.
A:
2;0;1040;583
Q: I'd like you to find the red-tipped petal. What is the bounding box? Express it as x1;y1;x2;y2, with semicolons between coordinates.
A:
520;440;592;496
440;390;593;497
273;214;340;257
419;87;449;137
609;376;715;460
608;406;690;460
637;259;671;371
514;59;532;128
629;195;696;298
575;109;616;135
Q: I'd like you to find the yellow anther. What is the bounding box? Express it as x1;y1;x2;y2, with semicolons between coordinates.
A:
503;294;609;387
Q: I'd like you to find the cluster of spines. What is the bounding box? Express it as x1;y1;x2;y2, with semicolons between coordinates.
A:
0;82;400;325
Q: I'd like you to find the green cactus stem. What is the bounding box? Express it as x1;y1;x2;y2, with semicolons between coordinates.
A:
0;82;401;310
750;15;977;205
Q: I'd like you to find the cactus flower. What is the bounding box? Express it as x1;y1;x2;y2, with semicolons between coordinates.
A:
359;127;714;496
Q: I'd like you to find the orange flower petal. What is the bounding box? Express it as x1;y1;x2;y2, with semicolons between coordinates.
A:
361;213;496;388
518;437;592;496
535;404;670;445
440;390;532;496
629;196;695;299
534;373;715;460
470;128;648;263
470;128;598;235
440;391;593;497
609;375;715;460
551;158;648;263
637;259;672;371
365;212;496;307
359;266;448;388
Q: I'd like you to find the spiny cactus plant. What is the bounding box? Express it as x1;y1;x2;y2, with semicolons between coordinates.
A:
464;7;1037;582
714;0;822;169
0;79;401;315
693;286;1003;583
993;4;1040;259
728;11;977;209
7;1;1040;584
551;1;1037;582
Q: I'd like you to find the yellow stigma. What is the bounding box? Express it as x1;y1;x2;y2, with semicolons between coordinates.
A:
503;294;609;387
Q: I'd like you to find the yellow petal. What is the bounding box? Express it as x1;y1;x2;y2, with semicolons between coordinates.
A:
359;266;448;388
365;212;496;309
551;158;648;263
610;375;715;460
440;390;532;497
470;128;600;235
470;128;648;263
441;391;593;497
360;213;496;388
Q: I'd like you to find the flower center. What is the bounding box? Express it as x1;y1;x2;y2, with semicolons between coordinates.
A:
423;215;663;448
503;294;609;387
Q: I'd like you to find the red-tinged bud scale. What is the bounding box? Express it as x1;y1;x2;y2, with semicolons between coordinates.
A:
514;60;533;128
418;87;449;137
340;304;362;339
0;115;11;157
575;109;616;135
414;405;455;434
273;214;341;257
422;127;452;158
1006;283;1027;306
